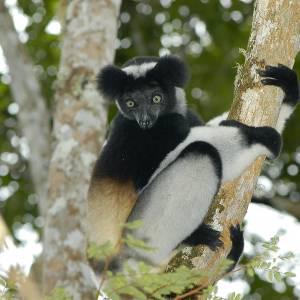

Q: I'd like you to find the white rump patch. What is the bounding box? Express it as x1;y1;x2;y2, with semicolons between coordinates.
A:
122;62;157;78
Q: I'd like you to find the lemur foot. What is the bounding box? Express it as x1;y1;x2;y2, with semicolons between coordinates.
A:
182;223;223;250
258;64;299;106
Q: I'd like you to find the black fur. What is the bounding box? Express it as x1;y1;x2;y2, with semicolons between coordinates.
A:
258;64;299;106
182;223;223;250
148;55;190;88
93;113;191;191
97;65;128;100
220;120;282;158
97;55;189;103
227;225;244;271
186;110;204;127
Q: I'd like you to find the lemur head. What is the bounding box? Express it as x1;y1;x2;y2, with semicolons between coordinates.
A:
97;55;189;129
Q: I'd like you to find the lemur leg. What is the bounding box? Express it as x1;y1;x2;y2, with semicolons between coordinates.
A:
182;223;223;250
207;65;299;133
126;142;223;265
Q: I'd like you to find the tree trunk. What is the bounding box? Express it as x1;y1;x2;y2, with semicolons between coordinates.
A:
42;1;121;299
0;2;51;218
168;0;300;293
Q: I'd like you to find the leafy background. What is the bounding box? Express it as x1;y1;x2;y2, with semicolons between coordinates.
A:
0;0;300;298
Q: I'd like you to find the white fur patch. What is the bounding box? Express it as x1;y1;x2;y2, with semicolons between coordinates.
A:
122;62;157;79
141;125;273;193
207;111;229;126
276;104;293;133
128;154;219;265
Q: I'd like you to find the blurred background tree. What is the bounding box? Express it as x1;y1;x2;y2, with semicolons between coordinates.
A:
0;0;299;299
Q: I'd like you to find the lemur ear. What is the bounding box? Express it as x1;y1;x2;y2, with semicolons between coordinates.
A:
151;55;190;87
97;65;127;100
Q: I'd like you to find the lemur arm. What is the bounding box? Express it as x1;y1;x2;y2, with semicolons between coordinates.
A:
207;65;299;134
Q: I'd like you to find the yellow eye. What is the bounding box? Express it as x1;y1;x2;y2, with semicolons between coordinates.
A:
126;100;136;108
152;94;162;104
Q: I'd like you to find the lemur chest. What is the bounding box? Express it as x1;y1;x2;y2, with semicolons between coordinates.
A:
93;114;190;190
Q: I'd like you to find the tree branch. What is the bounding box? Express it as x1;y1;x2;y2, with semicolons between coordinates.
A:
168;0;300;292
42;0;122;298
0;3;51;218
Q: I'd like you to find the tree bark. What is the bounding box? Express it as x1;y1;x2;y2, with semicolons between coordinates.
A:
0;2;51;218
168;0;300;293
42;1;121;299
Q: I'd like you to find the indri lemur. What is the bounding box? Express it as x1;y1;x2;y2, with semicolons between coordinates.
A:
87;55;299;267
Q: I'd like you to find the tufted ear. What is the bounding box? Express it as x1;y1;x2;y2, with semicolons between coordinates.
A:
151;55;190;87
97;65;127;100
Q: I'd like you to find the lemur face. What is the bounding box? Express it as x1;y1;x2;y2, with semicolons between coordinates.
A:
117;83;169;129
97;55;190;129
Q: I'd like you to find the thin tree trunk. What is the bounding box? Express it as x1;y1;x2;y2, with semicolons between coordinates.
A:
0;2;51;218
42;1;121;299
168;0;300;293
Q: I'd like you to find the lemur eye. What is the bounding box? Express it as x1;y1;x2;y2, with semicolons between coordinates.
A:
126;100;136;108
152;94;162;104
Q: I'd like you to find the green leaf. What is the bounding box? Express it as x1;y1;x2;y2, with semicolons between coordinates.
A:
284;272;296;278
87;241;114;260
279;252;295;260
228;293;243;300
118;286;147;300
267;270;274;282
122;220;144;230
45;288;71;300
246;267;254;277
137;261;152;274
274;271;282;282
123;234;155;252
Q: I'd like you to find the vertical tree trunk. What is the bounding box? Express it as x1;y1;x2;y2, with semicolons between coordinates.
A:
168;0;300;293
0;2;51;218
42;1;121;298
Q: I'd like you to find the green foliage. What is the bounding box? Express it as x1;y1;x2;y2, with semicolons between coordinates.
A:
105;264;206;300
45;287;71;300
227;292;243;300
121;219;144;230
87;241;114;261
123;233;156;252
0;275;17;300
245;235;296;286
88;234;296;300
